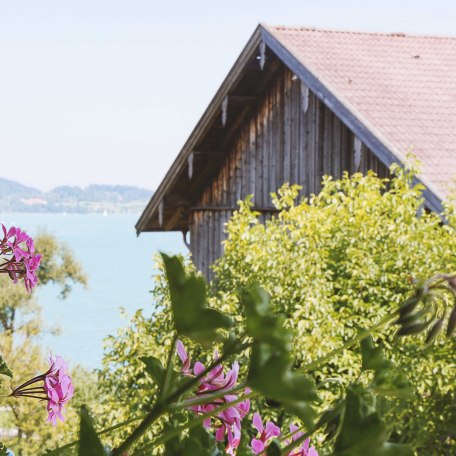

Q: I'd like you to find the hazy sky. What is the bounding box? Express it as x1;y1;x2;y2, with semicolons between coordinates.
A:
1;0;454;191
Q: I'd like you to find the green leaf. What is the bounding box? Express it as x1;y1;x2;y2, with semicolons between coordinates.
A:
0;355;12;378
244;288;319;428
248;342;319;428
334;385;413;456
266;440;281;455
370;369;414;400
242;286;289;349
361;336;414;399
182;425;222;456
164;435;184;456
140;356;166;385
361;336;390;371
0;442;7;455
162;254;232;342
182;438;211;456
78;406;107;456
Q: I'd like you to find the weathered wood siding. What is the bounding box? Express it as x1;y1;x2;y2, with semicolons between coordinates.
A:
190;66;389;278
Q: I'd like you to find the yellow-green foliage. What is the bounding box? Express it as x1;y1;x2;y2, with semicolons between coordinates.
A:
97;258;185;451
97;166;456;454
212;167;456;454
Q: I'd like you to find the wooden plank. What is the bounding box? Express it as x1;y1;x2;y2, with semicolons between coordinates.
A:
214;212;220;272
234;142;242;202
199;212;204;275
332;116;342;179
315;96;323;193
249;119;257;200
255;111;263;205
340;118;350;176
207;211;212;279
291;77;300;186
299;78;308;194
228;147;235;205
266;90;274;204
307;91;315;194
228;95;260;104
164;207;183;231
262;101;270;205
270;77;279;195
189;213;196;267
240;126;248;200
222;156;228;206
277;70;285;190
221;210;229;255
283;70;292;184
193;212;200;272
353;137;362;173
323;106;333;177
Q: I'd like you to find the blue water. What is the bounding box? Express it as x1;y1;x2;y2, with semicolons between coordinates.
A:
0;213;185;370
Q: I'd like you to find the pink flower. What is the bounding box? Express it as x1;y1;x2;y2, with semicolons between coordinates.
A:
286;424;319;456
0;224;41;291
251;412;281;454
176;340;192;376
44;355;74;425
10;354;74;426
23;253;42;292
176;340;250;454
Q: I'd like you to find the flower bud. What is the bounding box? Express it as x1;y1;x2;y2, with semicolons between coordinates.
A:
425;319;444;345
446;306;456;338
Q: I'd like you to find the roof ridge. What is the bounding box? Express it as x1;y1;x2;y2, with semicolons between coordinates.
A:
264;24;456;40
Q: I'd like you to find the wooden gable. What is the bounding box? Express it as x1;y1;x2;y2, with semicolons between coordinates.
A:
137;24;447;279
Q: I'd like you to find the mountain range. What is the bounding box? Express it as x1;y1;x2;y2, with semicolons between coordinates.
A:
0;178;152;214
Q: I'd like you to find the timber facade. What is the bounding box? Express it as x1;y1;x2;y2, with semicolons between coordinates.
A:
190;66;388;276
137;24;452;279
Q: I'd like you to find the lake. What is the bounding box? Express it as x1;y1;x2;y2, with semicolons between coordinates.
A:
0;213;185;370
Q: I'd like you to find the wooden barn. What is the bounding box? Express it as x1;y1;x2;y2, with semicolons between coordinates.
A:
136;24;456;278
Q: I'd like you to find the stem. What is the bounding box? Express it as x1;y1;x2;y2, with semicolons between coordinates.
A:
170;382;247;409
12;393;48;401
133;392;257;455
159;334;177;400
14;387;45;393
111;403;166;456
12;374;45;393
45;415;148;455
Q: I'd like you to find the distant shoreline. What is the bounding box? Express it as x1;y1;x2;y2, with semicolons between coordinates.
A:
0;177;152;215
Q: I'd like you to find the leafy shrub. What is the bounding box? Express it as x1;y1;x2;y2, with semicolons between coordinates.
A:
95;165;456;454
212;166;456;453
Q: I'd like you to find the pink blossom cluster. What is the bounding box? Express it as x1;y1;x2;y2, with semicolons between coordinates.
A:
10;355;74;426
44;355;75;425
251;414;318;455
176;341;318;455
177;340;251;454
0;224;41;291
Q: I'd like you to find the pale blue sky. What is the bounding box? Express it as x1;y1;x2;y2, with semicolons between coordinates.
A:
0;0;454;191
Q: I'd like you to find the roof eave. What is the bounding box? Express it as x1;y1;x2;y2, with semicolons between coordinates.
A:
137;24;445;235
135;25;264;234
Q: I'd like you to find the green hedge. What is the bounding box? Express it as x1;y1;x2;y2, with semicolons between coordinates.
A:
212;166;456;453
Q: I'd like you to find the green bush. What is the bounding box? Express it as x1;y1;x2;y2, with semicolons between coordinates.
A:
97;165;456;454
212;166;456;453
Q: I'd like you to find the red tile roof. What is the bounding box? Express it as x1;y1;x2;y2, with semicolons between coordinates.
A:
265;25;456;200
